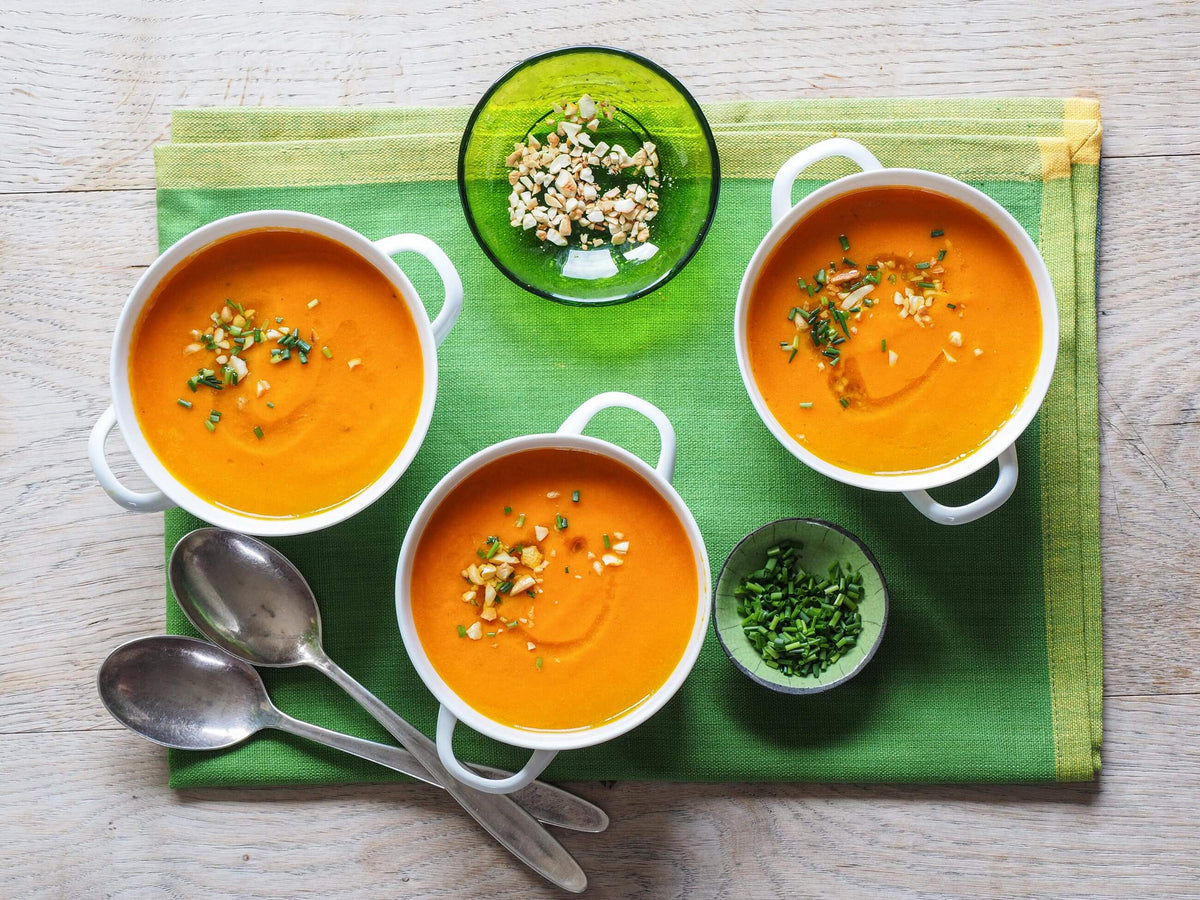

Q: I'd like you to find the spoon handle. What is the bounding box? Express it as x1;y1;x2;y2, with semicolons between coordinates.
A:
312;656;588;894
272;712;608;833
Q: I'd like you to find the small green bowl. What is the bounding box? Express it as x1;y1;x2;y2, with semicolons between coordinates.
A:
458;45;720;306
713;519;889;694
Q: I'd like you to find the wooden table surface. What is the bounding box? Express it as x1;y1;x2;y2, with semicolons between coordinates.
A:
3;2;1198;896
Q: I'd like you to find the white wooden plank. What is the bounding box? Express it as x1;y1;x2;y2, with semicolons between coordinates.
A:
1;695;1196;898
1;0;1198;193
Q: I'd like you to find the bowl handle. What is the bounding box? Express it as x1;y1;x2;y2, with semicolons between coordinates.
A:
374;234;464;346
771;138;884;225
436;706;557;794
557;391;677;483
88;406;175;512
903;444;1019;525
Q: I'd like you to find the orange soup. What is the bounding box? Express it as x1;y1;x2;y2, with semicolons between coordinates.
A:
747;187;1043;474
129;229;424;517
410;448;698;732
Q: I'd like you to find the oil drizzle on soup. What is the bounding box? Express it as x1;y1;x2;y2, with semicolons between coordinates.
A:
747;187;1042;474
411;448;698;732
129;229;424;518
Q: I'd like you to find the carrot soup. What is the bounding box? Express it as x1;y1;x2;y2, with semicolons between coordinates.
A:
746;187;1043;475
128;229;424;518
410;448;698;732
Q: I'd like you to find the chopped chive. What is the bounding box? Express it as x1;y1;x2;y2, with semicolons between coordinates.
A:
814;268;826;285
788;348;798;363
504;506;512;515
204;419;216;433
888;274;897;283
843;257;857;267
797;277;809;292
838;234;850;251
486;632;496;638
603;533;611;549
457;625;467;638
866;264;879;272
947;302;957;309
177;399;192;409
931;229;944;237
506;621;518;629
209;410;222;422
799;401;814;409
915;261;930;270
266;401;275;409
555;514;568;532
572;490;580;503
565;566;570;573
253;425;264;440
937;248;947;261
881;339;887;352
839;397;850;408
917;281;938;289
535;657;543;670
321;346;332;359
275;316;283;323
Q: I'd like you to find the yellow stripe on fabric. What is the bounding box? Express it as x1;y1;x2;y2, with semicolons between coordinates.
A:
170;98;1075;145
172;106;471;144
1036;136;1094;780
154;134;463;188
155;131;1051;191
1063;98;1103;165
712;132;1046;180
1038;136;1074;180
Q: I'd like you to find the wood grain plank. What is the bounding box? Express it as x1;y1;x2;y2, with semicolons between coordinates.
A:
1;0;1198;194
1;694;1197;898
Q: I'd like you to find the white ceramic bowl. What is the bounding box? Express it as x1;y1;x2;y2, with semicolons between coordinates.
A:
395;392;711;794
88;210;463;537
735;139;1059;525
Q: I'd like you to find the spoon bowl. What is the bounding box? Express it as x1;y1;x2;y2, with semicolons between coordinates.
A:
169;527;321;667
98;635;271;751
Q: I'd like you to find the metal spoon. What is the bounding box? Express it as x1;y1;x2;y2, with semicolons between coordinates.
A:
97;635;607;834
168;527;588;893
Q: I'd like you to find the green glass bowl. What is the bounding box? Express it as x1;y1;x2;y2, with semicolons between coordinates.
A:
458;46;720;306
713;519;889;694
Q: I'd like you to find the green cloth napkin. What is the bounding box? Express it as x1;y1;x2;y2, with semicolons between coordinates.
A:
155;98;1102;784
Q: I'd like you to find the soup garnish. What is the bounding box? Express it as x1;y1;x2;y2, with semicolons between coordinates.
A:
734;542;863;678
746;187;1042;475
129;228;424;518
411;448;697;732
175;296;336;437
505;93;662;249
451;498;632;668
